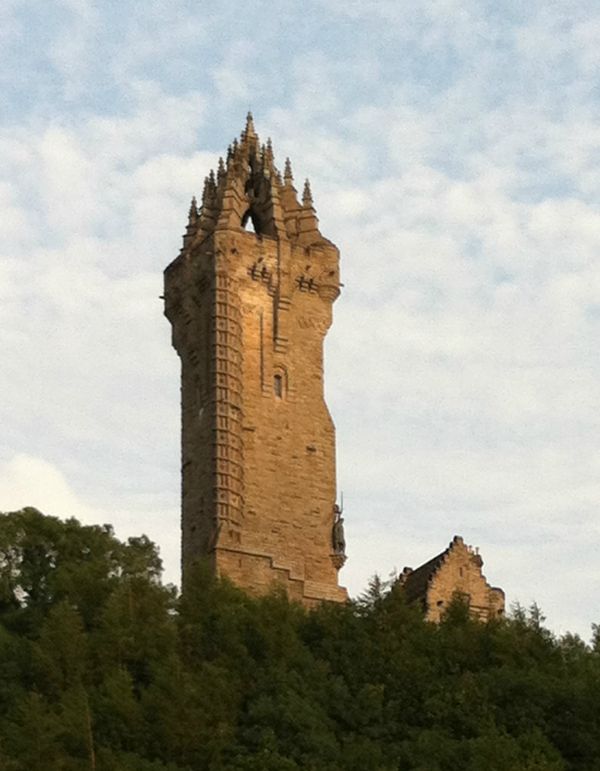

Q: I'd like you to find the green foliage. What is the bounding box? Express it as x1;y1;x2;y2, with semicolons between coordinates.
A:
1;508;599;769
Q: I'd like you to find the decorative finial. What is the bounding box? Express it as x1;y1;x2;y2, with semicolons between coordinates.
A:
284;157;293;184
202;175;210;199
217;156;225;180
203;172;216;203
264;137;273;167
302;178;313;207
245;110;256;137
188;196;198;222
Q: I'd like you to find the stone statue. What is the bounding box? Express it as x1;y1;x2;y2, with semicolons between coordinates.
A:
332;504;346;556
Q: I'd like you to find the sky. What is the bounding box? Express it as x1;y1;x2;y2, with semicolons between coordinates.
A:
1;0;600;639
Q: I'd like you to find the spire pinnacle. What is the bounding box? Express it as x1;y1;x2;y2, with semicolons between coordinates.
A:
264;137;274;167
188;196;198;222
202;174;216;206
244;110;256;139
284;157;293;184
302;178;313;207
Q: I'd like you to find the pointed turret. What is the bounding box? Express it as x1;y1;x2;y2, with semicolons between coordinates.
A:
280;159;302;240
297;178;321;244
244;110;256;139
240;111;258;158
182;195;199;249
302;179;313;208
201;175;210;201
188;196;198;223
201;173;216;207
284;157;294;185
264;137;274;170
195;173;218;237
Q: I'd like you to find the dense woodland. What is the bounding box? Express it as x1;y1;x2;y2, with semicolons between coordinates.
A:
0;509;599;770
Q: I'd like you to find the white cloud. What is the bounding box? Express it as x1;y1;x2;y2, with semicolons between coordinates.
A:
213;41;256;104
0;454;181;585
0;454;97;521
3;0;600;638
0;182;28;242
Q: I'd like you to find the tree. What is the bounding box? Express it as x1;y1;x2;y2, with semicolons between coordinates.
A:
1;508;599;769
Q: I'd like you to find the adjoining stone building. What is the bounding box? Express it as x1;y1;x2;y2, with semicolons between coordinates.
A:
164;115;504;619
397;536;505;622
164;114;347;605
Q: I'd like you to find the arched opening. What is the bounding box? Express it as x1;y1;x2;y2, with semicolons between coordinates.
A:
242;209;261;234
274;374;283;399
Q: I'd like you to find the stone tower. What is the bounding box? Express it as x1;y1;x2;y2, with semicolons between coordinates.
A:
164;115;347;604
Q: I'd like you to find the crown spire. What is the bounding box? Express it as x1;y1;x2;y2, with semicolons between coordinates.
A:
178;116;324;243
244;110;257;140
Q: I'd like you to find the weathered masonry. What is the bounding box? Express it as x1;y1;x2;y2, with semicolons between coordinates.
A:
164;115;347;604
398;536;505;622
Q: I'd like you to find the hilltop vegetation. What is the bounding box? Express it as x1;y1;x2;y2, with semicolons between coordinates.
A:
0;508;599;771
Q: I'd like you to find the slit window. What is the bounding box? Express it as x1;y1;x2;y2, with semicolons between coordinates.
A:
274;374;283;398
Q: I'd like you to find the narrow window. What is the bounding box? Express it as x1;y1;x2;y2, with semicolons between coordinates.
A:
274;374;283;398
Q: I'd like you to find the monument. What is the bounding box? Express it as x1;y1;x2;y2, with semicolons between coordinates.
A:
164;115;504;619
164;114;347;604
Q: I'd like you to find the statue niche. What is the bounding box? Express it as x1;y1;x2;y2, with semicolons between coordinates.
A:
331;504;347;569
